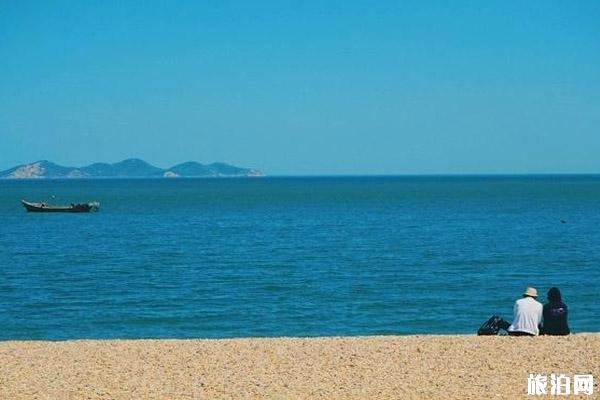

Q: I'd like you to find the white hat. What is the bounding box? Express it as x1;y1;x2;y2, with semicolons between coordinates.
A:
524;287;538;297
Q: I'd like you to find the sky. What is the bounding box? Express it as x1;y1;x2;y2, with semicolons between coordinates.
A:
1;1;599;175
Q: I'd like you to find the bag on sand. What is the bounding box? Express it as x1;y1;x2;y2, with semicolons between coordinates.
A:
477;315;509;335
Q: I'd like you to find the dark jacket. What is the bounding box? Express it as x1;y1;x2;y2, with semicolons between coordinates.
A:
542;301;570;335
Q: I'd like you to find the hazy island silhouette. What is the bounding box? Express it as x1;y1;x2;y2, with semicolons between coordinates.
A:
0;159;264;179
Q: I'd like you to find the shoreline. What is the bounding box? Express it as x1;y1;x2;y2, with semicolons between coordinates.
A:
1;330;597;342
1;334;598;399
1;331;597;342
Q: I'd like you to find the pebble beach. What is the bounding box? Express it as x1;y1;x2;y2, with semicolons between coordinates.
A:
1;334;598;399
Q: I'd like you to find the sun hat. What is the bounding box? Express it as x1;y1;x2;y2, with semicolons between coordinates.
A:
523;287;538;297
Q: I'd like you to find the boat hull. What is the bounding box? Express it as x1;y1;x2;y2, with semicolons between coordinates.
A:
22;200;100;213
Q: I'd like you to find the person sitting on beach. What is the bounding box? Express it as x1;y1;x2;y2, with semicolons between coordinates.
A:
541;287;570;336
507;287;543;336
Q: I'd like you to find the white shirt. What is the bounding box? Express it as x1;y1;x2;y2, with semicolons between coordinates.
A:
508;296;543;335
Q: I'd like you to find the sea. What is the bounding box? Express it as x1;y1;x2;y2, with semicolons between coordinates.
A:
1;176;598;340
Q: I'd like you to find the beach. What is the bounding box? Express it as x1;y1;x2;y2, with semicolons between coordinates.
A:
1;334;598;399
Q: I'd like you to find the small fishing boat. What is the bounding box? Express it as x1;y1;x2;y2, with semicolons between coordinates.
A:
22;200;100;213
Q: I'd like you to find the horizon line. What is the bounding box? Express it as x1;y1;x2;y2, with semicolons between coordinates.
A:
3;172;600;180
3;160;600;177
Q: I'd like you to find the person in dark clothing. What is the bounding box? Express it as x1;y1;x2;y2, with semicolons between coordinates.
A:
541;287;570;336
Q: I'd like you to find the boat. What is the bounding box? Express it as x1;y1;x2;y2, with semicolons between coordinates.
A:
22;200;100;213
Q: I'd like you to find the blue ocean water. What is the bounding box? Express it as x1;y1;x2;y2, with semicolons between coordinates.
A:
0;176;598;339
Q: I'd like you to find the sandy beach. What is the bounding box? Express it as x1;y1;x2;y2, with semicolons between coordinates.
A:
0;334;597;399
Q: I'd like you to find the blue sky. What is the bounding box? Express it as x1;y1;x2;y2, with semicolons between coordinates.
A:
1;1;599;174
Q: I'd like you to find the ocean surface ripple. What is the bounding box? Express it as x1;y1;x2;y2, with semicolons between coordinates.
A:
1;176;598;339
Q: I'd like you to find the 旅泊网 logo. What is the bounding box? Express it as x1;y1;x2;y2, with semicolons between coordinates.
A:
527;373;594;396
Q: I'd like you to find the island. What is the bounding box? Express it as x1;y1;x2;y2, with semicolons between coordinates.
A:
0;159;264;179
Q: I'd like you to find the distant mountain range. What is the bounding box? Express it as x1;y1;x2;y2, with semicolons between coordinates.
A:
0;159;264;179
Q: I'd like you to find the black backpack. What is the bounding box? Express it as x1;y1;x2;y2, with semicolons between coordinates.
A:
477;315;509;335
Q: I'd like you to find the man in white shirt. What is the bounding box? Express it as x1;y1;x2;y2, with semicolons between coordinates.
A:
507;287;543;336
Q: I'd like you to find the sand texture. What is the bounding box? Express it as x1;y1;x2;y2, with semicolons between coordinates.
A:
0;335;598;399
